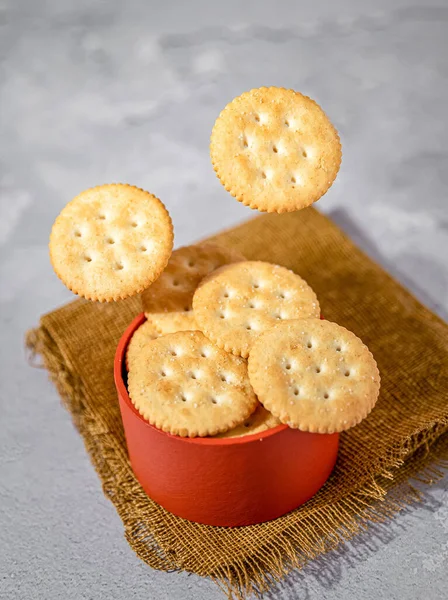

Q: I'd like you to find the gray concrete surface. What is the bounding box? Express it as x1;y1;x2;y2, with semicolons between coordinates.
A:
1;1;447;598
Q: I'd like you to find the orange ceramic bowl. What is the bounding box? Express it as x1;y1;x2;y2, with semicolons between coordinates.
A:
114;314;339;527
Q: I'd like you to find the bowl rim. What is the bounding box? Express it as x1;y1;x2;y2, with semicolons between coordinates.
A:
114;312;289;446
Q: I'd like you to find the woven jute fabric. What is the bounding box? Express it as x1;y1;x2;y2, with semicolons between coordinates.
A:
27;208;448;599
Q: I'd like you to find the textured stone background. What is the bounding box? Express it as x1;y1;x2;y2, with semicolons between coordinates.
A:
1;1;447;598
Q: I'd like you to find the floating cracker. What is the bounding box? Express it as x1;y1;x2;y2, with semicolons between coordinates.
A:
211;87;342;213
49;184;173;302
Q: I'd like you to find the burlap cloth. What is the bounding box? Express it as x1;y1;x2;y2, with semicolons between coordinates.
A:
27;208;448;599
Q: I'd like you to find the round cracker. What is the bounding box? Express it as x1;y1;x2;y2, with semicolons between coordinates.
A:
248;319;381;434
126;320;159;371
141;242;245;314
128;330;258;438
49;184;173;302
215;404;281;439
210;87;342;213
192;261;320;358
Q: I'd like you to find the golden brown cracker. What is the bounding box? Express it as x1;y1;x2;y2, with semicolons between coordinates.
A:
49;184;173;302
192;261;320;358
128;330;258;437
210;87;342;213
248;319;380;433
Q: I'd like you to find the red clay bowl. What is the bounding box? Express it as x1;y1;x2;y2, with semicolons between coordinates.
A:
114;313;339;527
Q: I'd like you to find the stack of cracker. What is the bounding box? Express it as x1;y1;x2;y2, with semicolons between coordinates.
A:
49;87;380;440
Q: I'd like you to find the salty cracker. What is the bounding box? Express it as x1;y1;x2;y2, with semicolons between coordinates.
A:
141;242;245;315
215;404;281;439
128;330;258;438
192;261;320;358
248;319;381;434
49;184;173;302
126;320;159;371
147;311;198;335
210;87;342;213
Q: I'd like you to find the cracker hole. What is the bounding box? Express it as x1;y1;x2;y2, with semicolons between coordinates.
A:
170;350;178;357
285;120;290;128
279;292;286;299
324;392;329;399
211;397;218;405
180;394;187;402
316;366;321;374
274;314;282;320
106;237;115;245
248;302;256;309
200;349;210;358
219;313;226;319
273;145;278;154
293;387;299;396
302;150;308;158
244;422;250;428
220;374;228;383
261;172;267;179
172;280;180;287
131;221;138;228
161;370;167;377
307;341;313;349
115;263;124;271
291;176;296;184
254;114;260;123
84;256;92;263
253;282;260;289
345;370;351;377
184;306;191;312
246;325;252;331
98;214;106;220
188;260;195;268
223;291;230;298
243;136;248;148
74;230;82;238
190;372;198;380
285;363;292;371
336;345;342;352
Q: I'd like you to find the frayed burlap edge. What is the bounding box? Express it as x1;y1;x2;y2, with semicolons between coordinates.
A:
25;326;448;600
